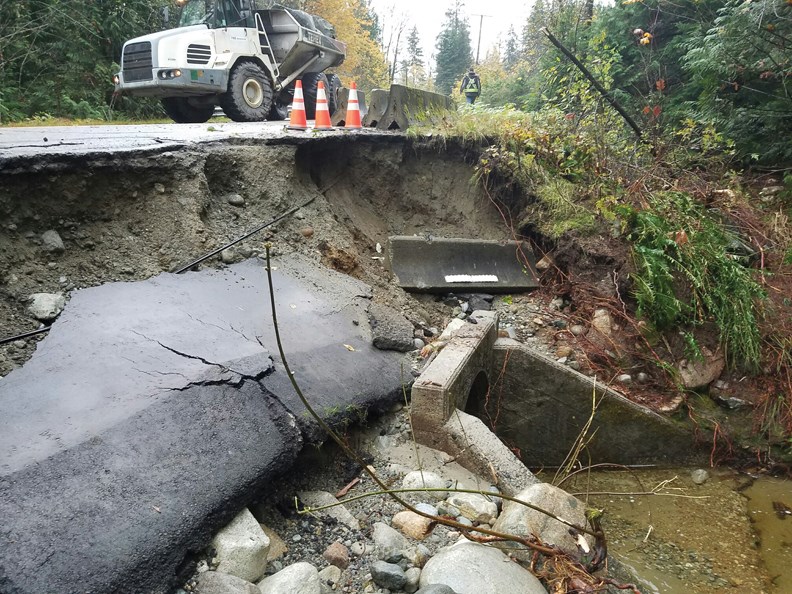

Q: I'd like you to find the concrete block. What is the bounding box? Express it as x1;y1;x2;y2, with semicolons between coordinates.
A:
387;236;539;292
442;410;538;497
411;311;497;436
467;339;705;466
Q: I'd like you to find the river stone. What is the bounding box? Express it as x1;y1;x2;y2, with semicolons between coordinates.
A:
227;193;246;207
492;483;593;560
370;560;408;590
257;562;320;594
691;469;710;485
211;508;270;582
419;540;546;594
402;470;448;501
322;541;349;569
587;308;613;347
317;565;342;594
28;292;66;322
392;510;434;540
372;522;408;561
405;566;422;593
41;229;65;252
298;490;360;530
446;492;498;524
194;571;259;594
369;303;414;352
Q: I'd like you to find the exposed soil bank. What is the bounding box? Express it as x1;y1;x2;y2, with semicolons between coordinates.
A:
0;136;505;374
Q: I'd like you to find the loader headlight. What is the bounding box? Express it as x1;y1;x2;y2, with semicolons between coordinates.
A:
158;69;183;79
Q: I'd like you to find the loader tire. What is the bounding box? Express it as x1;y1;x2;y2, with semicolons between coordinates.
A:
221;61;273;122
268;98;289;121
302;72;328;119
161;97;214;123
326;73;342;115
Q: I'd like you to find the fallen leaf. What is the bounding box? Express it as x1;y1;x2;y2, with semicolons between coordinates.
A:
152;505;161;513
343;344;356;351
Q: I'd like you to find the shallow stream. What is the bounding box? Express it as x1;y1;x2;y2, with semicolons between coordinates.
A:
553;467;792;593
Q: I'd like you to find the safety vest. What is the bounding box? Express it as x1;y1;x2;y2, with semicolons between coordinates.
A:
465;76;480;93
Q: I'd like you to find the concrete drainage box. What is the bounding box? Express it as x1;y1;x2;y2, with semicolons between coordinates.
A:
386;236;539;292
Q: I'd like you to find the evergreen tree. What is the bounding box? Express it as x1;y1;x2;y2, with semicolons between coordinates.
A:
522;0;548;61
434;0;473;95
502;26;520;71
405;25;426;87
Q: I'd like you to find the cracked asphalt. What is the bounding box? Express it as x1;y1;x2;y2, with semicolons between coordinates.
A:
0;254;409;594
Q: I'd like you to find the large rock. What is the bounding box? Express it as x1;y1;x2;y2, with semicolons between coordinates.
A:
27;292;65;321
492;483;593;559
195;571;259;594
369;303;415;352
419;540;546;594
41;229;65;252
677;347;725;389
211;508;271;582
257;562;320;594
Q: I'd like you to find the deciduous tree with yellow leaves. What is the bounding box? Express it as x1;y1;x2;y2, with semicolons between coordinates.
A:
303;0;389;92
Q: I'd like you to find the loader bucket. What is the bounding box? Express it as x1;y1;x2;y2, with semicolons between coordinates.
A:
371;84;455;131
331;87;369;127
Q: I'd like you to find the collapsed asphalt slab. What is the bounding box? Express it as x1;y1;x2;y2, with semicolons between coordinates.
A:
0;254;409;594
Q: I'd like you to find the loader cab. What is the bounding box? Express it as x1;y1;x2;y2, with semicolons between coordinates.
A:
176;0;254;29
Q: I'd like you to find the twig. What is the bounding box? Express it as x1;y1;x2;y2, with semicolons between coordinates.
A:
542;27;643;140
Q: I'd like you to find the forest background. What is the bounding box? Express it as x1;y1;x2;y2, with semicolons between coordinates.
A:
1;0;790;164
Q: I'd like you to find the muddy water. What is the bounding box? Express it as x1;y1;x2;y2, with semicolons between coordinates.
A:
553;468;792;593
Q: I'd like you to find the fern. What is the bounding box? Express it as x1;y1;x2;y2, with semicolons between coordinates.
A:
628;192;765;371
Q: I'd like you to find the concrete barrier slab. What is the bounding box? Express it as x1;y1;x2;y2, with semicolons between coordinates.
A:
374;84;454;131
387;236;539;292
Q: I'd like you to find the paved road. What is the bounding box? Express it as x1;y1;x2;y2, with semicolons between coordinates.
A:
0;121;382;163
0;255;409;593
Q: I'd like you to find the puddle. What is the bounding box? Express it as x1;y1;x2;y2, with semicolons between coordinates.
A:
550;467;789;593
742;476;792;592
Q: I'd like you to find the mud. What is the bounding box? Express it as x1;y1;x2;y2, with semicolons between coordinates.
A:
0;136;506;374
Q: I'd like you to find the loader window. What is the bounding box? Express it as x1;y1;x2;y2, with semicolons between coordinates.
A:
179;0;219;28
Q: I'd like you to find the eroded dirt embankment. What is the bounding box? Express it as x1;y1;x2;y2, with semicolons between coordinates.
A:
0;136;507;374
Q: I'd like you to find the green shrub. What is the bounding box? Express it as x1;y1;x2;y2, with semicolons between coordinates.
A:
627;192;765;371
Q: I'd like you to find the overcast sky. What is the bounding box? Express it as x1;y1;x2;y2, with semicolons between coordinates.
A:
369;0;534;70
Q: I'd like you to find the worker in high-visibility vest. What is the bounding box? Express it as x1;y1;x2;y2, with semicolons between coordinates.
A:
460;67;481;105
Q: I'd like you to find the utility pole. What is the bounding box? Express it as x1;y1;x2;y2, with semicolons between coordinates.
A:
472;13;492;65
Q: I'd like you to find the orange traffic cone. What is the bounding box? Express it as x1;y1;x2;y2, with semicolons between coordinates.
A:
345;82;362;129
313;81;333;130
287;80;308;130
